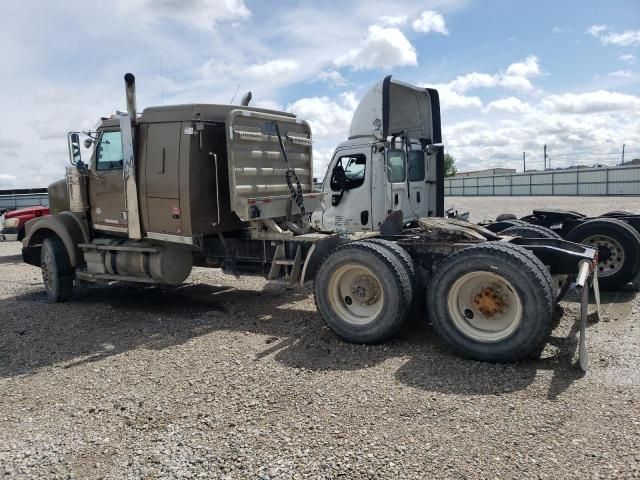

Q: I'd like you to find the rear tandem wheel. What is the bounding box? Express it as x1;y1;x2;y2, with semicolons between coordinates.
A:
314;241;413;344
566;218;640;291
427;242;554;362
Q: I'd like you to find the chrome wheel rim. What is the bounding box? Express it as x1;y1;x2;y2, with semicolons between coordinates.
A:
447;271;523;342
582;235;625;277
328;264;384;325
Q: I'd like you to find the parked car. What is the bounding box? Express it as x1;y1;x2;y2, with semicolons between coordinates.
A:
1;205;50;241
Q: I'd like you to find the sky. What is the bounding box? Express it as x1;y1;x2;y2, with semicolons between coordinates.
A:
0;0;639;188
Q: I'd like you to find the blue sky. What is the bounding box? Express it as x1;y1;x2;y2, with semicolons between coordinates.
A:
0;0;638;187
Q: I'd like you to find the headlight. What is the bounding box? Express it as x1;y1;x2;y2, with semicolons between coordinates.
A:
3;218;19;228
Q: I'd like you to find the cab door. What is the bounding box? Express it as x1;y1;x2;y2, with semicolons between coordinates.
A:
87;130;127;233
407;148;429;219
316;147;373;232
385;148;411;222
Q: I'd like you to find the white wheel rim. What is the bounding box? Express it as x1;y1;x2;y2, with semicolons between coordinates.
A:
582;235;625;277
447;271;523;342
327;264;384;325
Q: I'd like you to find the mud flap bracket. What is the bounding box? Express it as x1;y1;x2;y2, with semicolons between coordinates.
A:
574;260;599;372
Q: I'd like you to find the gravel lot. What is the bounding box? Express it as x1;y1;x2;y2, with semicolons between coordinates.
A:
1;197;639;479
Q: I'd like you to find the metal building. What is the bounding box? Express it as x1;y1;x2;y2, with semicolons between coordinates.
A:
445;165;640;196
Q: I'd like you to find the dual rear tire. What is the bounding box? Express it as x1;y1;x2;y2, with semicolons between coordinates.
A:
314;240;413;344
315;240;553;362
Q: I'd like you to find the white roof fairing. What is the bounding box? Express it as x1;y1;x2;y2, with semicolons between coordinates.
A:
348;76;435;142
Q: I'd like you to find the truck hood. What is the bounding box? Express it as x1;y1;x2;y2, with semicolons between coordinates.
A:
4;205;49;219
348;76;441;143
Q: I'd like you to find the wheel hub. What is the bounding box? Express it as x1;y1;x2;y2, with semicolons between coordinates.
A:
472;286;507;318
447;271;523;343
351;274;381;305
582;235;625;276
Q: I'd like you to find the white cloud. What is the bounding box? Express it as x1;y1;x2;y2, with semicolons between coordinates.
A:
619;54;636;65
316;70;349;87
429;84;483;110
601;30;640;47
587;25;640;47
485;97;530;113
287;95;355;139
587;24;608;37
498;75;534;92
243;59;299;78
378;15;408;27
608;70;632;78
251;99;284;111
116;0;251;30
542;90;640;113
505;56;540;78
0;138;22;158
440;56;540;96
448;72;498;92
200;58;302;93
0;174;18;188
412;10;448;35
335;25;417;70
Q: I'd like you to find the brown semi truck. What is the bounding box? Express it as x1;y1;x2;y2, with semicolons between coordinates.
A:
22;74;599;369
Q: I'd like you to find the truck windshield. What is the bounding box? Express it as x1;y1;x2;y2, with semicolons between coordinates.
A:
96;131;124;170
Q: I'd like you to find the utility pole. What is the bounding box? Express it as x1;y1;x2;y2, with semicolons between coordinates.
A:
622;143;626;165
523;151;526;172
543;144;547;171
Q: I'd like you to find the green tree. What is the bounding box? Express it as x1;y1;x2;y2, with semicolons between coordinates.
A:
444;153;457;177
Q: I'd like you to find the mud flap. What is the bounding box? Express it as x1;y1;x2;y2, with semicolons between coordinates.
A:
575;261;599;372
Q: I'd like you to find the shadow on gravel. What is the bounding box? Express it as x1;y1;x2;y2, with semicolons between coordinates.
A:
0;281;590;399
0;254;23;265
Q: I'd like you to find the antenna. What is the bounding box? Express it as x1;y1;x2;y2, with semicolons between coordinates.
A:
230;85;240;104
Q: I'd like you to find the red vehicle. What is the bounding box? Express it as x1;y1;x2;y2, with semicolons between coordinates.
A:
1;206;50;241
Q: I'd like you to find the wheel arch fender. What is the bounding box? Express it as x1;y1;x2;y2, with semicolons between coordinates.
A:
22;212;90;267
300;235;346;285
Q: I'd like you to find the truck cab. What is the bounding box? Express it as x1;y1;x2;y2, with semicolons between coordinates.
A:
312;76;444;233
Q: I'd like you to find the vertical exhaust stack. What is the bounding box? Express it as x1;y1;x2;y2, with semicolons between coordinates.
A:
124;73;137;121
240;91;252;106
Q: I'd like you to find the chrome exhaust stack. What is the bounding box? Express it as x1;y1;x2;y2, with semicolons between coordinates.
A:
124;73;137;122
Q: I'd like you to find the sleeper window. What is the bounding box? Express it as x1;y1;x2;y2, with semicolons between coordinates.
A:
408;150;425;181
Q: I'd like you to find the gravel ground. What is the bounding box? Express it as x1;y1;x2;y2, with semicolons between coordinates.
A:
1;197;640;479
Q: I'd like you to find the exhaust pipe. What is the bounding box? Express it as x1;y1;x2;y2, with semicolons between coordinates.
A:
240;91;252;106
124;73;137;121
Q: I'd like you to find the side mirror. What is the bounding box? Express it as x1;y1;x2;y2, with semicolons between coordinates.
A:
83;138;94;149
68;133;81;165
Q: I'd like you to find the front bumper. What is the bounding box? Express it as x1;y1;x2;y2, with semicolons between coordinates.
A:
0;227;18;242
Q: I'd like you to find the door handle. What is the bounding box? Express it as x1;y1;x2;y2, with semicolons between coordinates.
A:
157;147;165;174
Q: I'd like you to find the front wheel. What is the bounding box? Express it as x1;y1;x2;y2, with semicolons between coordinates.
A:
428;243;553;362
41;236;74;302
314;241;412;344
